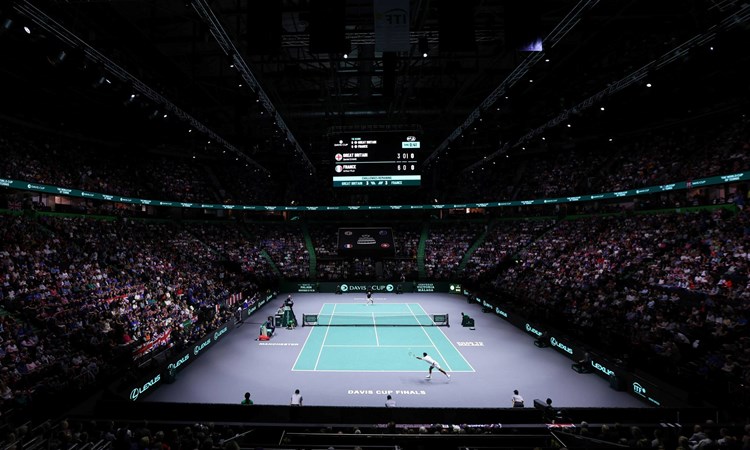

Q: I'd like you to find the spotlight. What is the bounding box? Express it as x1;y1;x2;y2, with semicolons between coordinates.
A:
23;26;31;34
600;107;605;111
123;93;138;106
646;82;652;88
343;53;348;59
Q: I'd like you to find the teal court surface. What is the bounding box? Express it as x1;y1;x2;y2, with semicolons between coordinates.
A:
293;303;474;372
144;293;645;407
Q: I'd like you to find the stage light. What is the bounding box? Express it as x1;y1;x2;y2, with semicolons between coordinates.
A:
600;107;605;111
23;26;31;34
343;53;348;59
646;82;652;88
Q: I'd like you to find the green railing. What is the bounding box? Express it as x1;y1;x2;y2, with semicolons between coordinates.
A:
1;170;746;210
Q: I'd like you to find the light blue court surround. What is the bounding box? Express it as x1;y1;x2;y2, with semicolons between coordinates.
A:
293;303;474;372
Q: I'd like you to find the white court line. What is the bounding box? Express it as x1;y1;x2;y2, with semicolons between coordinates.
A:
372;312;380;346
313;304;335;370
407;303;453;372
292;369;475;372
313;312;419;316
322;344;416;348
411;303;476;373
292;305;326;370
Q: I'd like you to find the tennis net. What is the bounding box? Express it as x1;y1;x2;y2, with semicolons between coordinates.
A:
302;312;449;327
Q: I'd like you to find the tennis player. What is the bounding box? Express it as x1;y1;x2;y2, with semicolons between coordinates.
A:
366;290;373;305
416;352;450;379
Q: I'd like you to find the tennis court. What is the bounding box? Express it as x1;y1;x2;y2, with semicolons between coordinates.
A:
292;303;474;372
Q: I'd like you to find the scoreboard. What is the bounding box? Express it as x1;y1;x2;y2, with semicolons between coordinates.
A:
332;132;422;187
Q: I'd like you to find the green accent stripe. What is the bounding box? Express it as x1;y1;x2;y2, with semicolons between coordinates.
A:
301;223;317;279
417;222;428;279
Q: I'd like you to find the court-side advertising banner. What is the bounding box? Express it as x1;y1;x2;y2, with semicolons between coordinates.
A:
280;281;463;294
125;293;275;401
468;294;687;407
2;171;746;211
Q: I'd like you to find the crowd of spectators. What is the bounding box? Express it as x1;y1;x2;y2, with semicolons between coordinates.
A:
455;114;750;206
487;208;750;399
3;112;750;215
0;214;256;418
424;222;484;280
254;224;309;279
182;222;275;283
464;220;550;282
4;417;750;450
0;122;276;207
310;224;420;281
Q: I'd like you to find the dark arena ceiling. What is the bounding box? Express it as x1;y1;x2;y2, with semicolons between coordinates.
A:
1;0;749;203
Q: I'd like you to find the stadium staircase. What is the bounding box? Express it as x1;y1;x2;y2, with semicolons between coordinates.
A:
457;220;493;273
301;223;317;279
180;221;225;259
417;222;428;279
237;222;282;277
259;250;282;277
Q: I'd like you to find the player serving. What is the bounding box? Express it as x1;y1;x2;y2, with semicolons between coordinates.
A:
416;352;450;380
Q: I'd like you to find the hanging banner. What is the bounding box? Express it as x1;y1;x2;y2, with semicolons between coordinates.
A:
374;0;410;52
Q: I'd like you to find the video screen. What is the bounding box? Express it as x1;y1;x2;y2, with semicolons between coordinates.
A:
332;132;421;187
337;227;396;257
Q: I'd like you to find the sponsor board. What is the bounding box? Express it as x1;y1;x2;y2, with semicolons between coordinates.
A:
348;389;426;395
